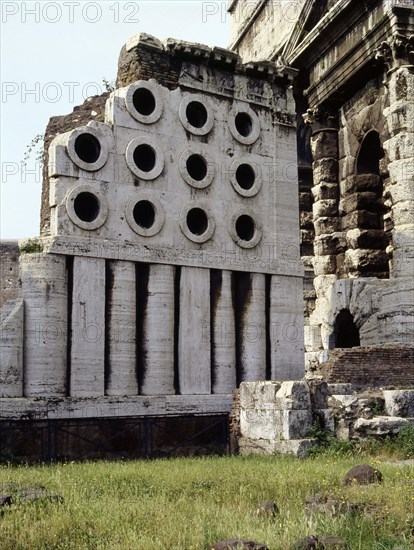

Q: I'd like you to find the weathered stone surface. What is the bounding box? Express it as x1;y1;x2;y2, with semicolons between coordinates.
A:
300;211;314;229
290;535;320;550
355;416;411;436
0;298;23;397
313;234;346;256
327;384;353;395
312;182;338;201
341;174;381;195
211;541;268;550
276;381;311;410
314;216;340;236
313;199;338;220
0;241;20;309
344;464;383;486
239;382;282;410
341;210;381;230
20;253;67;397
311;130;339;159
256;500;279;519
384;390;414;418
319;535;349;549
179;267;211;395
307;378;329;409
345;229;388;250
305;493;358;518
0;495;12;506
339;192;381;216
313;159;338;183
281;409;312;439
313;255;337;276
344;249;389;274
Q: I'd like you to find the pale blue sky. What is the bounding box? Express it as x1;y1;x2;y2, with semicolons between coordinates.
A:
1;0;230;239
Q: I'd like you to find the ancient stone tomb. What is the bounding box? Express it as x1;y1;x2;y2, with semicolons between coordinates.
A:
0;36;304;419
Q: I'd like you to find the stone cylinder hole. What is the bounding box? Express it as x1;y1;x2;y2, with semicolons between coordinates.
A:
133;144;156;173
235;214;255;242
186;208;208;236
236;164;255;190
235;112;253;137
186;154;208;181
133;200;156;229
132;88;156;116
186;101;208;128
74;133;101;164
73;192;100;223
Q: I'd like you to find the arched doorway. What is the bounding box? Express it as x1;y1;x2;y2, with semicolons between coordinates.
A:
356;130;383;175
350;130;389;278
333;309;360;348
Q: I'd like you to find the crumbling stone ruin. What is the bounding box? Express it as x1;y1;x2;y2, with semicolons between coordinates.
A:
0;0;413;459
0;33;305;457
230;0;414;379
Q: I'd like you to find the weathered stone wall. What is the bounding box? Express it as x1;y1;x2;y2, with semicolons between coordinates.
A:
0;241;20;309
41;94;109;235
234;379;414;455
1;33;305;418
229;0;306;61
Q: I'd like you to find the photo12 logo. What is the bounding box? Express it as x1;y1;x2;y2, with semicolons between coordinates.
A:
1;1;140;24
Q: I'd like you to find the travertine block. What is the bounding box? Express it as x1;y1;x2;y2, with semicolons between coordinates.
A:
21;253;67;397
141;264;175;395
276;380;311;410
240;274;266;382
0;299;23;397
211;270;236;394
106;261;138;396
178;267;211;394
70;257;105;397
270;275;305;380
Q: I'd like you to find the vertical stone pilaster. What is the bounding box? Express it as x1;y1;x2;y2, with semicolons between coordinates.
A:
306;108;341;278
178;267;211;395
106;261;138;396
141;264;175;395
21;253;67;397
303;108;341;361
383;66;414;278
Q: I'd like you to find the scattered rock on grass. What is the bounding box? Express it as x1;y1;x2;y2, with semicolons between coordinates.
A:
305;493;358;517
319;535;349;549
211;540;268;550
0;495;13;506
290;535;320;549
291;535;349;549
344;464;382;486
256;500;279;518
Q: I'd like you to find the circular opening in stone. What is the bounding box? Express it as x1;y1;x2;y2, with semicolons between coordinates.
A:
74;133;101;164
132;87;156;116
235;112;253;137
186;101;208;128
133;144;156;172
186;207;208;236
235;164;255;190
133;200;155;229
235;214;255;241
186;154;208;181
73;192;100;222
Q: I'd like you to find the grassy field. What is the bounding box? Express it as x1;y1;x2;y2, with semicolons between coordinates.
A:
0;449;413;549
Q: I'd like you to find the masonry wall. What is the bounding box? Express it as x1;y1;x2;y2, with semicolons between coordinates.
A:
1;34;305;418
320;345;414;389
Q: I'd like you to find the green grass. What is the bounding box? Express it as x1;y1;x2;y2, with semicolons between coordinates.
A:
0;453;413;550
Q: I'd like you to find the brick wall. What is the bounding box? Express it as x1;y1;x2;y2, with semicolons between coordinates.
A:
321;345;414;389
